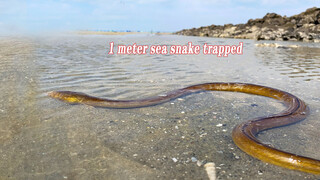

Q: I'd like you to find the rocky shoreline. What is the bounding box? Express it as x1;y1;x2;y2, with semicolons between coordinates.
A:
175;7;320;42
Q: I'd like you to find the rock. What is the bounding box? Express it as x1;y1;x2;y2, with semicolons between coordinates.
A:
255;43;300;48
263;13;282;19
175;7;320;42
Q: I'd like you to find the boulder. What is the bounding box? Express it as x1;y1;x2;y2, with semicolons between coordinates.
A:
175;7;320;42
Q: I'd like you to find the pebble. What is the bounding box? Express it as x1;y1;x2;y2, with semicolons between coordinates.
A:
191;157;197;162
197;160;203;167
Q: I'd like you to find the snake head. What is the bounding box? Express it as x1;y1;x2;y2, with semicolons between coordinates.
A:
48;91;88;104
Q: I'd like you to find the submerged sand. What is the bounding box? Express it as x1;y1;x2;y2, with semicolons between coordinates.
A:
0;35;319;179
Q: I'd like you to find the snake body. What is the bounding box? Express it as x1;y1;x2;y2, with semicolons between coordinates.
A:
48;82;320;175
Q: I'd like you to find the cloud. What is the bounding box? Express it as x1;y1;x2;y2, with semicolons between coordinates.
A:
0;0;319;33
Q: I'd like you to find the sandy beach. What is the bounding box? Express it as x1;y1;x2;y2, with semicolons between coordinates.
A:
0;34;319;179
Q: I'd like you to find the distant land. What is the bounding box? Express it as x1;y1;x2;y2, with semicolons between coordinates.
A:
175;7;320;42
76;30;171;36
77;31;142;35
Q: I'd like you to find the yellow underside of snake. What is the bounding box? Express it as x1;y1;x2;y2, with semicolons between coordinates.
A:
48;82;320;175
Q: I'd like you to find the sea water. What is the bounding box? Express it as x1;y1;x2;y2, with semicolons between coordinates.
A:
0;34;319;179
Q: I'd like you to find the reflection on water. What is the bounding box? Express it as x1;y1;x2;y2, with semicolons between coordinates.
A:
0;35;319;179
255;44;320;81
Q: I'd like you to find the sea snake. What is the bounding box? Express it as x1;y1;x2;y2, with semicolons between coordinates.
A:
48;82;320;175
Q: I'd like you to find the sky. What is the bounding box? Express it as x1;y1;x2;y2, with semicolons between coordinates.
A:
0;0;319;34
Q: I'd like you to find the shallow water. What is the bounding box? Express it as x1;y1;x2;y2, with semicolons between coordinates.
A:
0;34;319;179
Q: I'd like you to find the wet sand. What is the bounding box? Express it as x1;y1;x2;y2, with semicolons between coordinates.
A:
0;35;319;179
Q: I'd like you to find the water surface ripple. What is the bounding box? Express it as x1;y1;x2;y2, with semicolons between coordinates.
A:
0;35;319;179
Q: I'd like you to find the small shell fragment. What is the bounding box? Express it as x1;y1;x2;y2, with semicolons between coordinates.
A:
204;162;216;180
172;158;178;162
216;123;223;127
